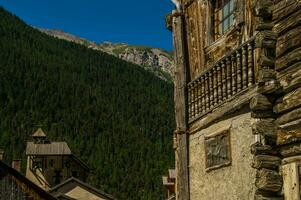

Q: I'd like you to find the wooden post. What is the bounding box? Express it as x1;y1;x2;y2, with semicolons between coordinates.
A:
248;42;254;86
205;73;210;111
222;61;227;100
213;67;218;106
197;80;202;117
226;58;232;99
282;161;300;200
188;85;192;119
237;50;242;92
172;11;190;200
242;45;248;89
209;70;214;108
231;54;237;95
217;64;222;103
201;76;205;113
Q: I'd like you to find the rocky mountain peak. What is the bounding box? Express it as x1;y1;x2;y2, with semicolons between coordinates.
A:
38;28;174;82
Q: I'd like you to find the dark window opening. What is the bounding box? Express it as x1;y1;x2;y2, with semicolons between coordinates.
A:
49;159;54;167
53;170;63;185
72;171;79;178
32;157;43;170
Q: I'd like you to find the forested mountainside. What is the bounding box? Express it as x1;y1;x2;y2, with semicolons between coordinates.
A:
0;7;175;200
39;28;174;82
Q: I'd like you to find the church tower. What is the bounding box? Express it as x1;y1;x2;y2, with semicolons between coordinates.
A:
25;129;89;190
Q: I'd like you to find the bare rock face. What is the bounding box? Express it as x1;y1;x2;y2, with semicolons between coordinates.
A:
38;28;174;82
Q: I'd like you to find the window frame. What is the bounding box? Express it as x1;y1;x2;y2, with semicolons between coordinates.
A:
213;0;235;40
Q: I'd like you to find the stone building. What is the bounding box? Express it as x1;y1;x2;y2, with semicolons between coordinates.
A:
168;0;301;199
25;129;90;190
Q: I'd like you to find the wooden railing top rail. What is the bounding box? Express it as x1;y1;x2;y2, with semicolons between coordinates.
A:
188;36;256;87
187;37;256;123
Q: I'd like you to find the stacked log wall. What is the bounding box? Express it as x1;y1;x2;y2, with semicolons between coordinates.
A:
250;0;284;199
273;0;301;199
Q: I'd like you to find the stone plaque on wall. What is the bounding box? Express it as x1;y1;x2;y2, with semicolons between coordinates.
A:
204;130;231;171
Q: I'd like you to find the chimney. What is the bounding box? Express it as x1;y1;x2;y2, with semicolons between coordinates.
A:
12;159;21;172
0;149;4;161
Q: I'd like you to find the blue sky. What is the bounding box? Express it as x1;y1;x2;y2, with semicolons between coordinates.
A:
0;0;174;51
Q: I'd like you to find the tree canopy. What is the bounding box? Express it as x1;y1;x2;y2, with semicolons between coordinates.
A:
0;7;175;200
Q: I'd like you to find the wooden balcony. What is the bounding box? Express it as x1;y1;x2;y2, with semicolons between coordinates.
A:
187;38;256;123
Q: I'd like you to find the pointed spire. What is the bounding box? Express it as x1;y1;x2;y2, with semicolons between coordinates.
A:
32;128;47;138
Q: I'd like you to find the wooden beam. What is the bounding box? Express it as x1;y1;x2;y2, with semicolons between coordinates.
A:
173;10;190;200
282;162;300;200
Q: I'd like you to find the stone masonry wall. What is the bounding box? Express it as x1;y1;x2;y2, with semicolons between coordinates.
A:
189;111;256;200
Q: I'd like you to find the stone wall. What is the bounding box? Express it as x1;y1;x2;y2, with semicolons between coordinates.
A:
189;111;256;200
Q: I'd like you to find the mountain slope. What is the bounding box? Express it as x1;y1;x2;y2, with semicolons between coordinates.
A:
0;7;174;200
38;28;174;82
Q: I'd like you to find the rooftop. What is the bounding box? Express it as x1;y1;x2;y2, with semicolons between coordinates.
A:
50;177;115;200
32;128;47;137
26;141;72;155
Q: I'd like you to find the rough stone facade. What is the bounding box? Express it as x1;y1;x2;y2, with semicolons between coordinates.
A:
189;112;256;200
169;0;301;199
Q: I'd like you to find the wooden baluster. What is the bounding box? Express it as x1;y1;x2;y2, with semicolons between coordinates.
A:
226;58;232;99
248;41;254;86
205;73;210;111
217;64;222;103
213;67;218;106
201;76;205;113
197;80;202;116
209;70;214;108
242;45;248;89
231;54;237;95
191;82;196;118
236;50;242;92
221;61;227;101
188;84;192;119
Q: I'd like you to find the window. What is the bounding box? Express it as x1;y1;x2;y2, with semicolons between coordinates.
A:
213;0;235;40
32;157;43;170
49;159;54;167
53;170;62;185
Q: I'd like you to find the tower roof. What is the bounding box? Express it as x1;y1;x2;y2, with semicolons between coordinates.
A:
32;128;47;137
26;142;71;155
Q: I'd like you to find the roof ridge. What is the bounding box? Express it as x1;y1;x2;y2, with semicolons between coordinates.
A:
49;177;115;199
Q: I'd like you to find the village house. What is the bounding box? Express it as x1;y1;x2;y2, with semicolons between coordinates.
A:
49;177;115;200
168;0;301;199
162;169;176;200
23;129;115;200
25;128;90;191
0;150;58;199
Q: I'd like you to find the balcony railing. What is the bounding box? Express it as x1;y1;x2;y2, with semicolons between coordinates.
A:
187;38;255;122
